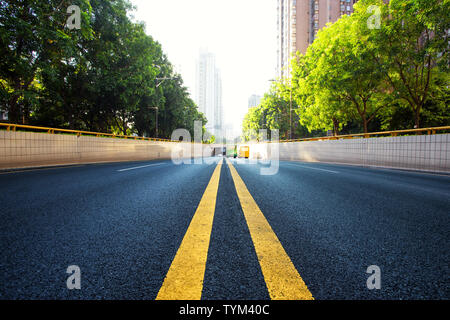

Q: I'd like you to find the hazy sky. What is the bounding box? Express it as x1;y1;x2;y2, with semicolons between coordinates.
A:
131;0;277;136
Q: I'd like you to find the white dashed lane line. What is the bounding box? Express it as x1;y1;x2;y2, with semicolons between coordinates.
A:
284;163;340;174
117;163;167;172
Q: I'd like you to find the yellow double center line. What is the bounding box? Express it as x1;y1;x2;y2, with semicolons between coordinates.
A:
156;159;223;300
226;158;313;300
156;158;313;300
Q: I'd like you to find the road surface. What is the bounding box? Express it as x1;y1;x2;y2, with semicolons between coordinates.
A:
0;158;448;300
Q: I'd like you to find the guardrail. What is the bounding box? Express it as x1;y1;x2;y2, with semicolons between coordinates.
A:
0;122;179;143
2;123;449;145
277;126;450;143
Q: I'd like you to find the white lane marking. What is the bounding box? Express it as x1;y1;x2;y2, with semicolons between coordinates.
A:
117;163;166;172
0;165;86;175
285;163;340;174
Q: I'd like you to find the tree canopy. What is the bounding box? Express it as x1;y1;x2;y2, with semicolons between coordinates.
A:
242;0;449;141
0;0;206;138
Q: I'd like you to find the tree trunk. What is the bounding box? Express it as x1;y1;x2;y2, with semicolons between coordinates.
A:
332;118;339;136
363;117;368;134
361;99;370;134
414;106;421;129
22;102;30;125
123;119;127;136
8;94;20;123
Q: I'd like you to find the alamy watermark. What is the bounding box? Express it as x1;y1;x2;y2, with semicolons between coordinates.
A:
64;264;380;291
366;265;381;290
66;5;81;30
66;265;81;290
367;5;381;30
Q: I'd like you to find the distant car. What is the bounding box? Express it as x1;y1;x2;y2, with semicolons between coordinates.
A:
239;146;250;159
214;147;224;157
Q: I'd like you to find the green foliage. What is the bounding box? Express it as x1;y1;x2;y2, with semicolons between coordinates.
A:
243;0;449;138
0;0;205;138
354;0;450;128
241;82;311;142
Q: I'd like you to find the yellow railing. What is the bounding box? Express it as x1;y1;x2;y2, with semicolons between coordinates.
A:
277;126;450;143
2;123;449;144
0;122;179;143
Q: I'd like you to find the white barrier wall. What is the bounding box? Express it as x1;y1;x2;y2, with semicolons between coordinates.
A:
1;130;449;173
0;130;212;169
250;134;450;173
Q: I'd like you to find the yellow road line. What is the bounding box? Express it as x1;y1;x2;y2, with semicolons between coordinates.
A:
156;159;223;300
226;158;314;300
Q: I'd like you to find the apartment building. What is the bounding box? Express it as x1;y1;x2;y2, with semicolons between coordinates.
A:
277;0;358;79
0;110;8;121
248;95;262;109
195;50;224;138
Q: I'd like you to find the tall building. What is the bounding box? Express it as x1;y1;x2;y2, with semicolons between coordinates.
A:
0;110;8;121
248;95;262;109
195;50;224;138
277;0;359;79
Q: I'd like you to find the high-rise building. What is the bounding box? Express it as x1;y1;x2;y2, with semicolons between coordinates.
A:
248;95;262;109
0;110;8;121
277;0;359;79
195;50;224;138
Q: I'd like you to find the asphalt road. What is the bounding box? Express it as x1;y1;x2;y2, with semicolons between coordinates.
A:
0;158;448;300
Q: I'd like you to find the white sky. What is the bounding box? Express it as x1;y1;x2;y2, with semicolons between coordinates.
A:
131;0;277;137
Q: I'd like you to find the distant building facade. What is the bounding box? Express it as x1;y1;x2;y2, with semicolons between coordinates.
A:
0;110;8;121
195;50;223;138
277;0;359;79
248;95;262;109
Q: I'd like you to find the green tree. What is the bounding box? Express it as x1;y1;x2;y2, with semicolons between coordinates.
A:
1;0;206;138
0;0;92;124
242;106;263;142
292;52;349;136
356;0;450;128
306;14;386;134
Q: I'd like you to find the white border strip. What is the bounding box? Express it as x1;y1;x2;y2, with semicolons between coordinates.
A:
117;163;166;172
285;163;340;174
